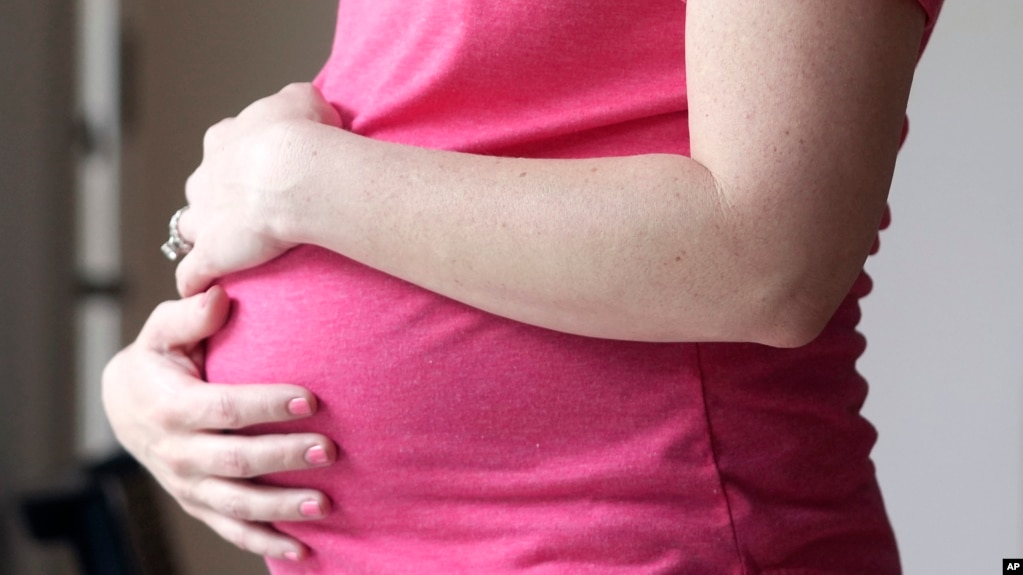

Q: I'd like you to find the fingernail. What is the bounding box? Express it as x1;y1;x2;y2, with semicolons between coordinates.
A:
305;445;329;466
288;398;312;416
300;500;323;518
283;551;300;562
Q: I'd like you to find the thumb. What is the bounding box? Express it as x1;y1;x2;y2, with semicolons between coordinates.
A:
176;248;216;298
139;286;231;352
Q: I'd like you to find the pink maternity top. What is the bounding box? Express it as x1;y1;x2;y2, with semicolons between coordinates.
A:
205;1;944;573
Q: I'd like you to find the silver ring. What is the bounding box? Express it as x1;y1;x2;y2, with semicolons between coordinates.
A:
160;206;194;261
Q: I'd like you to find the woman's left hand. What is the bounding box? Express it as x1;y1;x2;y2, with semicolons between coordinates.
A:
175;83;343;297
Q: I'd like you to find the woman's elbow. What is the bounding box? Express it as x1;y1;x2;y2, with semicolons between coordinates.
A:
756;316;828;349
751;284;845;348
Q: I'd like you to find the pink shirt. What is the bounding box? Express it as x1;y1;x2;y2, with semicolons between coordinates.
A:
205;1;943;573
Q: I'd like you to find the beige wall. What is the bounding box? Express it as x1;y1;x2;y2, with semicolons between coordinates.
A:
120;1;336;573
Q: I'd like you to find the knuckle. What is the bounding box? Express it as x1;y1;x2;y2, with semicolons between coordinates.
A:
100;352;127;400
234;529;255;553
180;502;202;520
210;390;243;429
174;261;191;284
223;522;247;551
164;474;192;503
141;440;160;469
202;126;217;150
215;446;252;478
148;300;178;330
173;265;188;291
142;300;180;346
178;477;203;506
221;493;253;521
202;120;229;150
162;447;192;477
152;299;176;316
150;403;180;430
153;440;196;478
184;171;200;203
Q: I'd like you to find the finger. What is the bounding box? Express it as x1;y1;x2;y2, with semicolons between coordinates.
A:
277;82;342;126
186;478;332;523
203;117;236;153
138;287;231;351
187;504;308;561
237;83;339;126
162;381;321;431
176;249;217;298
169;433;337;477
183;169;207;214
175;197;198;243
235;93;292;124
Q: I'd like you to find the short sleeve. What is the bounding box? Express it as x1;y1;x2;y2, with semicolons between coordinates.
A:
679;0;945;54
916;0;944;27
916;0;945;54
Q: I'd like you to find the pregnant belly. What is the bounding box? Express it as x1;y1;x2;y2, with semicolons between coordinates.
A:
205;246;739;573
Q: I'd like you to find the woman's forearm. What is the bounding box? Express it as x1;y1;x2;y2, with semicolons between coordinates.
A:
271;125;817;346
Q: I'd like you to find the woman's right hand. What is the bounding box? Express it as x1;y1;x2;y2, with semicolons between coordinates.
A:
101;286;337;562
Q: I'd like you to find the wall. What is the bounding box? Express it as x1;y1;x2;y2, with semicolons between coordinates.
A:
860;1;1023;572
0;1;78;574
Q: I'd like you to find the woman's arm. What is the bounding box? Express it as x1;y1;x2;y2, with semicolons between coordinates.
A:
101;287;338;561
177;0;926;347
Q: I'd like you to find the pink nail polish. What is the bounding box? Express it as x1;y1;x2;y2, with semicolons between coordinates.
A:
305;445;329;465
300;500;323;518
288;398;312;416
283;551;300;562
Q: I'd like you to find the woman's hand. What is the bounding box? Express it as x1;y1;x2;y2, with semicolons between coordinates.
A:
102;286;338;561
175;83;343;297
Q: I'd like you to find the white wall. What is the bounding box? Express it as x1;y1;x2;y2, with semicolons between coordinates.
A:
860;1;1023;573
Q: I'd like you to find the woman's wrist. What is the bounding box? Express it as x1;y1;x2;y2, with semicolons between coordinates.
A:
260;119;338;248
269;120;385;257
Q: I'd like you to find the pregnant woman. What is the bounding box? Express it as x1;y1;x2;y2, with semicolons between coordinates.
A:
103;1;943;573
